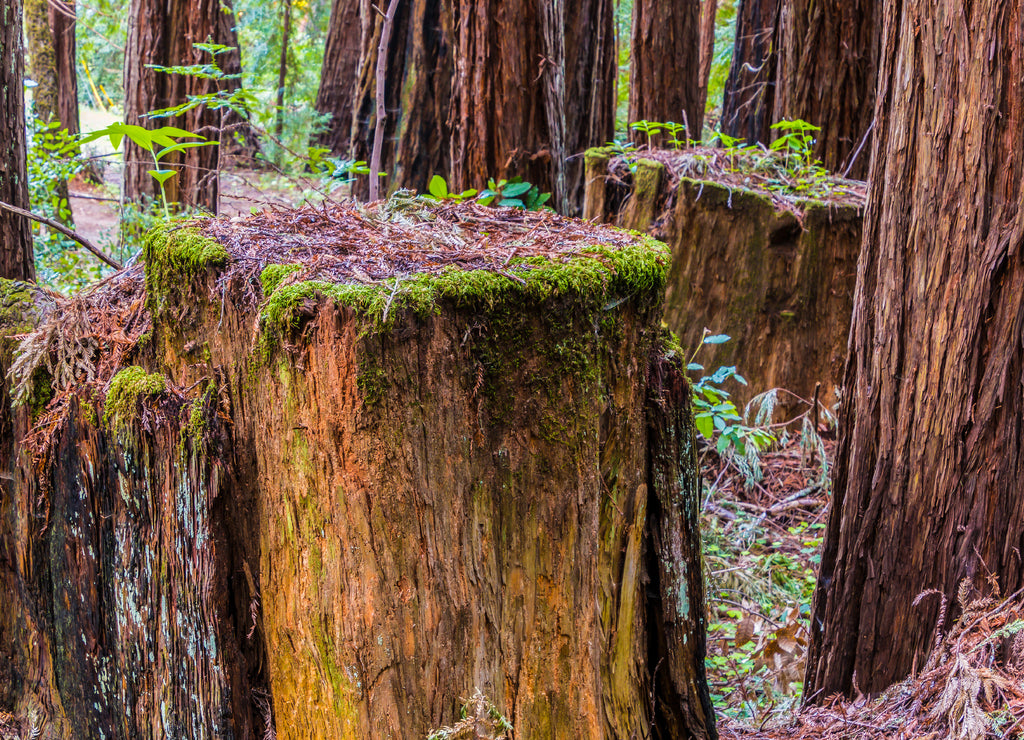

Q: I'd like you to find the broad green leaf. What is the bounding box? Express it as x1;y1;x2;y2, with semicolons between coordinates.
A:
498;198;525;208
501;182;532;198
428;175;448;198
695;415;713;439
155;140;219;159
147;169;177;185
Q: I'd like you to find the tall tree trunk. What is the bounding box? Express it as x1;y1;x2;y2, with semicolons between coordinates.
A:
49;0;80;137
274;0;292;149
697;0;718;115
123;0;225;213
805;0;1024;698
564;0;615;209
628;0;703;143
720;0;780;144
24;0;58;123
313;0;364;156
349;0;451;198
773;0;879;178
0;0;36;280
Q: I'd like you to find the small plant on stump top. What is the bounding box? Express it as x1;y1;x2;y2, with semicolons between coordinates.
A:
421;175;479;203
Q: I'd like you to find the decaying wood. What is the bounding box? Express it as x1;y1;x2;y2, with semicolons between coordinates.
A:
806;0;1024;698
0;202;716;738
583;148;865;411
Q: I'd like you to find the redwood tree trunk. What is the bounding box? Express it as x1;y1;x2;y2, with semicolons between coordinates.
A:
123;0;226;212
349;0;451;198
628;0;702;143
24;0;59;123
217;0;262;160
49;0;80;137
0;0;35;280
806;0;1024;698
772;0;879;178
720;0;780;144
697;0;718;114
313;0;364;155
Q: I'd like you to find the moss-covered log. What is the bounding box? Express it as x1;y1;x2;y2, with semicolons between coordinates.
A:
0;203;716;739
585;147;864;410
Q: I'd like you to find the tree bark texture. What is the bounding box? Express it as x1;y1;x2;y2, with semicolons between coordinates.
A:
349;0;451;198
49;0;80;138
698;0;719;115
313;0;365;156
0;216;716;738
0;0;36;281
24;0;59;123
582;149;862;411
773;0;879;178
628;0;703;143
805;0;1024;698
122;0;227;212
720;0;780;144
342;0;614;212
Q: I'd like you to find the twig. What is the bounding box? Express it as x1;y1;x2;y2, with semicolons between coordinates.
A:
370;0;401;202
0;199;122;269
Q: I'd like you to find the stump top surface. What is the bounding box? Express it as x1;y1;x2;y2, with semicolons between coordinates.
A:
201;197;645;286
602;145;868;214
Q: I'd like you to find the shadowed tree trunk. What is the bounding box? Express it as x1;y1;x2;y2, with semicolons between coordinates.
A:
773;0;879;178
628;0;702;143
697;0;718;114
123;0;227;213
49;0;80;137
274;0;293;148
349;0;451;198
720;0;779;143
313;0;364;155
24;0;59;123
805;0;1024;698
0;0;35;280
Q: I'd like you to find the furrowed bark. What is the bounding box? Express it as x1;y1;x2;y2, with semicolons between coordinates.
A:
0;0;36;280
806;0;1024;698
628;0;703;143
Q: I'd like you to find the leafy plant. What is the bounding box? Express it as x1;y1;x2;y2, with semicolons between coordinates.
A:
421;175;478;203
629;119;662;149
307;148;371;192
79;122;216;218
687;330;776;458
26;119;106;291
477;177;552;210
769;119;821;173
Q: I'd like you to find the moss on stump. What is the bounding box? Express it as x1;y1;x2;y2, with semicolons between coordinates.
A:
0;200;716;740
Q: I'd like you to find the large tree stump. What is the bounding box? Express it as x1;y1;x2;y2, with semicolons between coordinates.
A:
0;202;716;739
585;148;864;412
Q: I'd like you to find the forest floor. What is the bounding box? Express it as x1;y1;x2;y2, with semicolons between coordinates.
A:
705;432;1024;739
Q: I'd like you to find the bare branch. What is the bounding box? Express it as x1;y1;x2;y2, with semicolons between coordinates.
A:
0;200;122;269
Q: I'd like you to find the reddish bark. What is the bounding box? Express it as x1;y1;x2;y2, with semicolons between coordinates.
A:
0;0;35;280
313;0;364;155
628;0;703;142
806;0;1024;697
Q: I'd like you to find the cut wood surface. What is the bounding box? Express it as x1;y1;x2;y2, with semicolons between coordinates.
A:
0;201;716;738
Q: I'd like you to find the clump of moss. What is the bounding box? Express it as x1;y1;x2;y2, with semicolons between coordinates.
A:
258;238;670;349
0;279;42;337
104;366;167;431
143;225;230;312
260;263;303;295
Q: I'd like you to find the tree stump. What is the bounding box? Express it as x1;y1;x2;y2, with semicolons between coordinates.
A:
0;202;716;739
585;147;864;413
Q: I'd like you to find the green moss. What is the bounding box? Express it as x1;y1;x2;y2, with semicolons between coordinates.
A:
26;369;53;420
103;366;167;431
260;263;303;295
143;225;230;312
356;362;388;408
0;278;39;336
258;238;669;345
